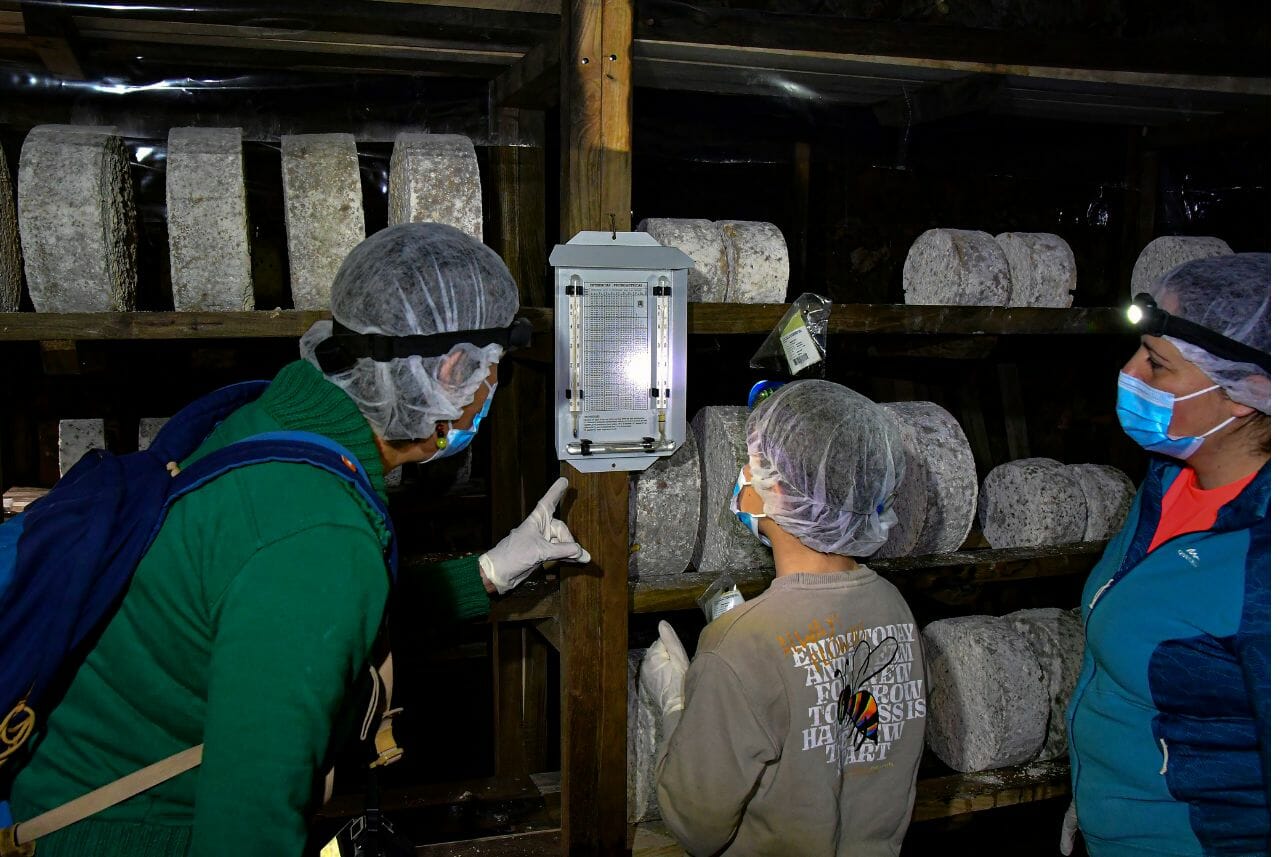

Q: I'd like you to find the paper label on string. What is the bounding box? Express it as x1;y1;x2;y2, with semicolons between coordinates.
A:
320;839;342;857
780;310;821;374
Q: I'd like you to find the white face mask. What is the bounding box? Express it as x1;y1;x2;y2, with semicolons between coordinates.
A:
729;467;772;548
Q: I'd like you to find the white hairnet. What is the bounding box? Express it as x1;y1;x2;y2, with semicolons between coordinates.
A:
300;222;519;440
1149;252;1270;414
745;380;905;557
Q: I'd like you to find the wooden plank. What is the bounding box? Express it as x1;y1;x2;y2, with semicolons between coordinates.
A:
490;541;1106;621
2;486;47;516
0;304;1132;342
633;541;1104;614
67;2;558;46
911;758;1070;821
316;773;544;819
557;0;633;852
415;829;560;856
633;1;1267;85
0;308;552;342
690;304;1129;336
494;624;530;776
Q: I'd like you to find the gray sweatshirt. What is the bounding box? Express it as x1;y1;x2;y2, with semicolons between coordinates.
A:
656;569;927;857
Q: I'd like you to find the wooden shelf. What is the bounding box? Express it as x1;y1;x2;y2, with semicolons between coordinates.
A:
487;541;1105;622
0;304;1127;343
0;307;554;342
377;758;1070;854
631;1;1267;125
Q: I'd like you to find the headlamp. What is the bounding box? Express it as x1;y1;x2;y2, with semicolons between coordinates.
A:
1125;293;1268;371
314;316;534;375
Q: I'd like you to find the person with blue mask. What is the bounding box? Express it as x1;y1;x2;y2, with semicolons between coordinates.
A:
9;223;591;856
1062;253;1270;857
302;222;591;595
640;381;926;856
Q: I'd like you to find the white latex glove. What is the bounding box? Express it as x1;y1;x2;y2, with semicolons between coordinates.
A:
1060;800;1078;855
640;620;690;716
479;477;591;594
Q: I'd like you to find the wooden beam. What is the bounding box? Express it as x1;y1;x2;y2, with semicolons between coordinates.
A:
633;0;1267;84
872;73;1006;127
557;0;633;852
492;37;561;110
494;624;531;775
21;0;84;79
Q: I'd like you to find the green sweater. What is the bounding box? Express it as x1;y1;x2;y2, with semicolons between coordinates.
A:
10;361;492;857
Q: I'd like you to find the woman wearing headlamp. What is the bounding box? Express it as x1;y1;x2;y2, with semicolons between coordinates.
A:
1063;253;1271;857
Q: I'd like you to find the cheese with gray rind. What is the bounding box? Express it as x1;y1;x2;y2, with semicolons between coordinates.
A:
923;615;1050;772
1063;463;1136;541
58;419;106;477
872;406;927;559
166;127;253;311
0;145;20;312
628;649;662;823
137;417;169;451
281;133;365;310
630;429;702;578
1002;607;1085;761
903;228;1011;306
1131;236;1233;297
389;133;483;240
978;458;1087;549
637;218;727;302
690;406;774;574
719;220;788;304
883;401;978;555
19;125;136;312
995;232;1075;308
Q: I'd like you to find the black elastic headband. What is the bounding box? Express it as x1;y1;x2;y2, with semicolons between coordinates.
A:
314;317;533;375
1127;293;1269;372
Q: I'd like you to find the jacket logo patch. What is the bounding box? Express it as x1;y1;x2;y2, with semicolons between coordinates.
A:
1177;547;1201;567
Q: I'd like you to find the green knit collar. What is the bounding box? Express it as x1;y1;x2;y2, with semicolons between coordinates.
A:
258;361;388;502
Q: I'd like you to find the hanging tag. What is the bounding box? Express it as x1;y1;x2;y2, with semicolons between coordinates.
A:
780;308;822;374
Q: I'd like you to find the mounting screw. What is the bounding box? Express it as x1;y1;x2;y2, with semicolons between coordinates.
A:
580;56;590;64
608;53;618;61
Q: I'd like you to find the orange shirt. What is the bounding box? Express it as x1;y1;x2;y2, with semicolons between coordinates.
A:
1148;468;1257;553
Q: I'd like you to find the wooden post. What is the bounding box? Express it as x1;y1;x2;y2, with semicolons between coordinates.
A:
487;106;553;779
559;0;632;852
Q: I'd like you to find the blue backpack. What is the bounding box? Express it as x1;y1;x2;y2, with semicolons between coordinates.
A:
0;380;399;772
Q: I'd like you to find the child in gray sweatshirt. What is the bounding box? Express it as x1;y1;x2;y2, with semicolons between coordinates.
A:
641;381;927;856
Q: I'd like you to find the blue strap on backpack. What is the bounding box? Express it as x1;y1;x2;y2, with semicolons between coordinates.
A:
0;380;398;768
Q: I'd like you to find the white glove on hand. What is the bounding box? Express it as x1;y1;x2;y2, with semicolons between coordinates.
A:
1060;800;1078;855
640;620;690;716
479;477;591;594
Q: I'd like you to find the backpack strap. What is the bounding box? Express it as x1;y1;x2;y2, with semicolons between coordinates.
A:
161;430;399;581
3;745;203;853
0;430;403;850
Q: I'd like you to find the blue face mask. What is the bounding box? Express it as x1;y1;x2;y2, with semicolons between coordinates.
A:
1115;372;1235;460
435;381;496;460
729;468;772;548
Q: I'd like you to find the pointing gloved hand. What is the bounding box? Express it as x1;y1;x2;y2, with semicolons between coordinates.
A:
1059;800;1078;855
640;620;690;716
479;477;591;594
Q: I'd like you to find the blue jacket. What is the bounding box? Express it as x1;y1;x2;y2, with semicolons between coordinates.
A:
1067;458;1270;857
